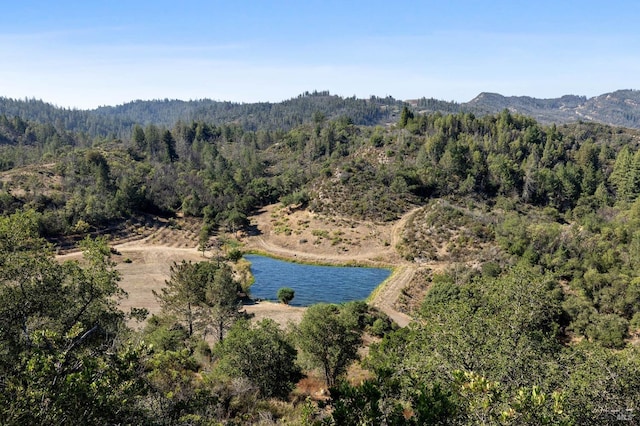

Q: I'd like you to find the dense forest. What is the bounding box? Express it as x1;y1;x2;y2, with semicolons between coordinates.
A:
0;91;405;138
2;96;640;424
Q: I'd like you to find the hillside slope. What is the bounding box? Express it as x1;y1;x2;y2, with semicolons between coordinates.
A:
0;92;404;137
463;89;640;127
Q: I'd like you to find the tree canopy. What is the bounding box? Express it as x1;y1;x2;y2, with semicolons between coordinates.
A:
214;319;302;399
296;303;362;387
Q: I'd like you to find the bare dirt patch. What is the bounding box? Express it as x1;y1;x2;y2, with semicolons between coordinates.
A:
58;244;207;320
57;216;310;327
0;163;61;198
242;204;404;266
243;301;305;328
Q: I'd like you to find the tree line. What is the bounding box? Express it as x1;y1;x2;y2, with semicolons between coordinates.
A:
0;92;404;139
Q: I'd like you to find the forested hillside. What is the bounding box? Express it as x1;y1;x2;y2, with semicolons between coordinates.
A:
3;89;640;143
2;99;640;424
0;91;404;138
462;89;640;127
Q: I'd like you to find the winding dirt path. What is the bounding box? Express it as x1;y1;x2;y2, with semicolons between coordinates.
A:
369;266;414;327
249;234;389;265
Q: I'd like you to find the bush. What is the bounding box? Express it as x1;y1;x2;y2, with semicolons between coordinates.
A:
481;261;502;278
630;312;640;333
586;314;629;348
280;190;309;207
370;318;390;337
277;287;295;305
227;248;243;262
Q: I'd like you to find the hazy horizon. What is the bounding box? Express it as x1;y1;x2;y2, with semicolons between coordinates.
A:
2;0;638;109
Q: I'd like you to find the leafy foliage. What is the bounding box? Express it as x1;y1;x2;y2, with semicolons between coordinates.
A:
277;287;295;304
214;319;302;399
296;303;362;387
0;211;148;424
153;260;243;342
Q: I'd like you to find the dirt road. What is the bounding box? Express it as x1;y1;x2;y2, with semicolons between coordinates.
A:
369;266;414;327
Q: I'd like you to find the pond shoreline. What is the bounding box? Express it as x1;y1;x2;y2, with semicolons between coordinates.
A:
242;250;397;306
244;253;392;307
243;248;394;269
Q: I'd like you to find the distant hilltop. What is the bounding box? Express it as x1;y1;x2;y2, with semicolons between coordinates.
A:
409;89;640;129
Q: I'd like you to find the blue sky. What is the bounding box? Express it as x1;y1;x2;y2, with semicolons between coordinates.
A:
1;0;638;108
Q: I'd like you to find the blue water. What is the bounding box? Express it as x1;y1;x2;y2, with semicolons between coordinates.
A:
244;254;391;306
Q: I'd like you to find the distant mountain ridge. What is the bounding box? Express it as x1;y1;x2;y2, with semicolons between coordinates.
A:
1;89;640;138
457;89;640;128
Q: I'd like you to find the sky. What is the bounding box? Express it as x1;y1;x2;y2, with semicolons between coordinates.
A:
1;0;638;109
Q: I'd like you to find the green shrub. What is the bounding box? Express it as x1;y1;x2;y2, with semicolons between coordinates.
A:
586;314;629;348
277;287;295;305
370;318;390;337
227;248;243;262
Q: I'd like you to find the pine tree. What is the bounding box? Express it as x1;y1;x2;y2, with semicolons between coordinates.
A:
610;146;633;202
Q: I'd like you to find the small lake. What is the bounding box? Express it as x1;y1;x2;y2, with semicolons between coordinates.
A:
244;254;391;306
